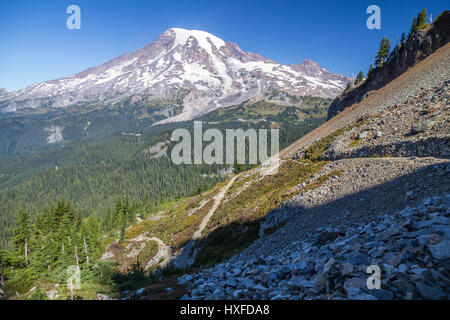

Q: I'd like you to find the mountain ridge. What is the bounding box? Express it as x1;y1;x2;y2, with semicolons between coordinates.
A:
327;11;450;120
0;28;352;123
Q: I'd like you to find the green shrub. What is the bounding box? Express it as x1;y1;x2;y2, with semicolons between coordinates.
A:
111;261;148;291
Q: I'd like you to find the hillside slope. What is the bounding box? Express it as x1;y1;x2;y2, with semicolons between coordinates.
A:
23;24;448;302
170;39;449;300
281;41;450;160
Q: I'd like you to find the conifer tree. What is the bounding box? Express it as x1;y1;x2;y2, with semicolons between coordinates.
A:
0;250;17;286
343;81;352;93
409;17;417;36
12;209;31;267
417;8;428;28
401;33;406;45
124;196;134;224
367;64;374;78
102;208;112;231
355;71;364;84
114;198;123;227
120;216;126;242
375;37;391;68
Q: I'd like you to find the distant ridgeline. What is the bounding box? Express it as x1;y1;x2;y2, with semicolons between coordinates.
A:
328;10;450;120
0;100;183;160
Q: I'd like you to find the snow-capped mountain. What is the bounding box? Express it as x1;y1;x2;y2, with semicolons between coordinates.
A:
0;28;352;123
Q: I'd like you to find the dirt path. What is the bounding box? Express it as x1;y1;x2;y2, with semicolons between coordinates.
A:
192;175;238;240
139;175;239;271
172;175;238;268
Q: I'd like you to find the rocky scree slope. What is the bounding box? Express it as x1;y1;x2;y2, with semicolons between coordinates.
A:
281;40;450;160
173;46;450;300
178;193;449;300
319;82;449;160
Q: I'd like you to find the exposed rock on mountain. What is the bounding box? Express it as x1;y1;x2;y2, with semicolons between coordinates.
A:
320;83;449;161
327;11;450;120
0;28;351;123
178;194;450;300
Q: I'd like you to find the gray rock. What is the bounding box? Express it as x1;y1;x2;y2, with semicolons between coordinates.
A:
224;279;237;287
398;264;408;273
321;139;346;159
177;274;194;285
427;240;450;260
392;279;415;295
344;251;368;265
315;231;339;245
255;264;269;272
299;280;315;288
323;258;335;274
374;131;383;139
411;220;434;229
352;293;378;300
238;277;256;289
415;282;447;300
344;277;365;294
339;262;354;275
292;262;311;275
411;120;436;134
369;289;394;300
346;287;361;299
254;284;269;291
432;216;450;225
136;288;146;296
268;271;279;281
358;131;369;139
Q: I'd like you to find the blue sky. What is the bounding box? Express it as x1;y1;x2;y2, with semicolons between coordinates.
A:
0;0;447;91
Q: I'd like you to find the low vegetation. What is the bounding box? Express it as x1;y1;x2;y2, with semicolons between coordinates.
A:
194;160;326;266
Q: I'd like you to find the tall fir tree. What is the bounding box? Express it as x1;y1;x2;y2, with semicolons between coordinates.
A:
355;71;364;84
367;64;374;78
114;198;123;227
119;197;128;242
375;37;391;68
11;208;31;267
417;8;428;28
409;16;417;37
343;81;352;93
120;215;126;242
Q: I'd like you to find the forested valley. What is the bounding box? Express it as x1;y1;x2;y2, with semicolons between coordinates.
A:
0;97;329;298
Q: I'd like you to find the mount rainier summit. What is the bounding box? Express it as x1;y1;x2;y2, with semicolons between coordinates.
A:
0;28;352;123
